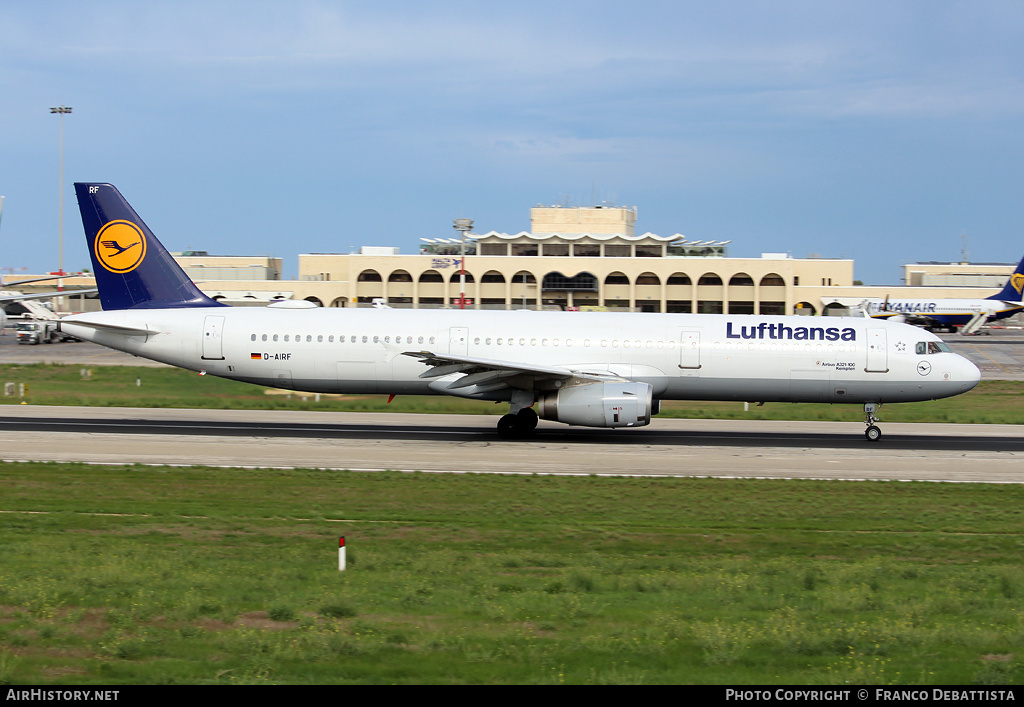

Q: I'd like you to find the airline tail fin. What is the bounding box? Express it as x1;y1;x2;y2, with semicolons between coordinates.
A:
75;183;224;310
988;254;1024;302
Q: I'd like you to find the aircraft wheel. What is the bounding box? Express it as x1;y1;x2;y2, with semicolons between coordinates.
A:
516;407;539;430
497;414;520;439
865;425;882;442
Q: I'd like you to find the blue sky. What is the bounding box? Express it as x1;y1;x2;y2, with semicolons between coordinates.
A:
2;1;1023;285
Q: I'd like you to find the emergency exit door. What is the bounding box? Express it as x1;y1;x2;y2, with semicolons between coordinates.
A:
202;315;225;360
865;328;888;372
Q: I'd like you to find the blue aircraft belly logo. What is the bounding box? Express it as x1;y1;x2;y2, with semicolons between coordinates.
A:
95;220;147;273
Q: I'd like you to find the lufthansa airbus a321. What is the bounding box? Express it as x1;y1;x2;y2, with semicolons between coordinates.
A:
59;183;982;442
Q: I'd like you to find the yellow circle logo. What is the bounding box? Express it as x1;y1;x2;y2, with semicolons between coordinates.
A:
95;221;147;273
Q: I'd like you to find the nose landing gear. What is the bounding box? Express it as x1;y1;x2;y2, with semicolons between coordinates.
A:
864;403;882;442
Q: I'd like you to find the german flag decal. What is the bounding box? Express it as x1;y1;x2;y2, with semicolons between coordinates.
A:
251;353;262;360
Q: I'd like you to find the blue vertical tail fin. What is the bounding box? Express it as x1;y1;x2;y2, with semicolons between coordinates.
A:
75;183;225;310
987;255;1024;302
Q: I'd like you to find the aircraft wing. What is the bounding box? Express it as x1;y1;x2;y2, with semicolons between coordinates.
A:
1;288;98;305
1;274;86;288
402;351;620;394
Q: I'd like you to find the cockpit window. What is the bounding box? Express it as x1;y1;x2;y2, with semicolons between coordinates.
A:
916;341;951;355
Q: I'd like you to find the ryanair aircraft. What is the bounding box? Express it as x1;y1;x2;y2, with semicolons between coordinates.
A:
60;183;982;442
860;256;1024;334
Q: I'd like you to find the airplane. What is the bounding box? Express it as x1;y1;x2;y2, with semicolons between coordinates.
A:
1;196;97;331
58;183;982;442
1;275;99;331
857;256;1024;334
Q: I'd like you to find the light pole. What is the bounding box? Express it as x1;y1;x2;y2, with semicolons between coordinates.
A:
453;218;473;309
50;106;72;277
50;106;72;314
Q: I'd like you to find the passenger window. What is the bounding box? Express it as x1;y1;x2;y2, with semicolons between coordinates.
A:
317;335;323;343
373;336;380;343
362;335;368;343
273;334;279;342
418;336;424;344
328;335;334;343
250;334;256;342
307;335;313;343
262;334;268;342
429;337;436;344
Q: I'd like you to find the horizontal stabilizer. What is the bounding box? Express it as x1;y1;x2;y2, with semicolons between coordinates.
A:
59;317;154;335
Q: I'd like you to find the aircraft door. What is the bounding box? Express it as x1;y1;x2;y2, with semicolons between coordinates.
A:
449;327;469;356
678;330;701;376
202;315;225;360
866;328;888;372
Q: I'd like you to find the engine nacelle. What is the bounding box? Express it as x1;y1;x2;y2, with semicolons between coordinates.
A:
536;381;653;428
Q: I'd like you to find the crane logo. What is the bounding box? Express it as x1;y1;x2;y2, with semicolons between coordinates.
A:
95;220;147;273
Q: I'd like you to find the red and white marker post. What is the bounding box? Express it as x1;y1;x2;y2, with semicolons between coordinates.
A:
338;536;346;572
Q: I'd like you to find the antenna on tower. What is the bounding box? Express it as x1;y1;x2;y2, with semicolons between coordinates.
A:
960;233;969;264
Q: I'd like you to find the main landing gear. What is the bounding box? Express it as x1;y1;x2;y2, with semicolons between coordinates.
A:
496;391;538;439
864;402;882;442
497;407;539;439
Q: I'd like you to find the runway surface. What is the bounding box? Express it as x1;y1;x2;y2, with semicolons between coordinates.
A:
2;406;1022;484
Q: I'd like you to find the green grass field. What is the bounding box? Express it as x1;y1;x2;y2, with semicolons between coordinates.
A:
3;363;1024;424
1;463;1023;685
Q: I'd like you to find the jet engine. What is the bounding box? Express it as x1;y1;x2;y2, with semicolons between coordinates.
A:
536;381;653;428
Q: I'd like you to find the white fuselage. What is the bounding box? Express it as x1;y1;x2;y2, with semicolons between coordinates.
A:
60;306;980;406
864;298;1022;324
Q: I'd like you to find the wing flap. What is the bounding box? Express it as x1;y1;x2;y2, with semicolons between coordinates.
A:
403;351;575;379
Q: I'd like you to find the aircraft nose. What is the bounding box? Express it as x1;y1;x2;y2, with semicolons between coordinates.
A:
959;355;981;389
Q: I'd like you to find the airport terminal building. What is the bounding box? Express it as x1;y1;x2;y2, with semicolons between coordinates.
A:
179;205;857;315
7;204;1021;320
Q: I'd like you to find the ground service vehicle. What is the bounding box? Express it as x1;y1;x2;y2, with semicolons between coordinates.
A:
16;320;58;345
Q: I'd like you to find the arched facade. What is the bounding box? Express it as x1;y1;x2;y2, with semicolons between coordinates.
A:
280;246;851;312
